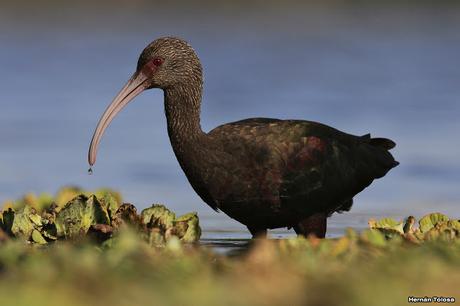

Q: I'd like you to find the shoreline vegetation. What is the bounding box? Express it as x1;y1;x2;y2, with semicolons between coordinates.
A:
0;187;459;306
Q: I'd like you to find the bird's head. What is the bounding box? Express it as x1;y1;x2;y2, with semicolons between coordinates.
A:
88;37;202;167
136;37;202;89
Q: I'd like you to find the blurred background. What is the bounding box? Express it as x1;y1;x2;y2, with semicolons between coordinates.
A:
0;0;459;238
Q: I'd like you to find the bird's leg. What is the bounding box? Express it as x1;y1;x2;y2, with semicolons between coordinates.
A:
247;226;267;239
294;213;327;238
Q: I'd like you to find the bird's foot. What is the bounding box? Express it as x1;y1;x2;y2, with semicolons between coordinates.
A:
294;213;327;238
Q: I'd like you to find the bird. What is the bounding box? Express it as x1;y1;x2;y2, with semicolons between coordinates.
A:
88;37;398;238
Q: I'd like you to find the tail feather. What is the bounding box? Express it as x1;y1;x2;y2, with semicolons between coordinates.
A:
360;135;399;178
369;137;396;150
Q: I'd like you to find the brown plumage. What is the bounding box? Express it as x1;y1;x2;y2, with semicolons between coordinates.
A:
88;37;398;238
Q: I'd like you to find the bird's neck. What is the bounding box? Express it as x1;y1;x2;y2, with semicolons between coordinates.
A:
164;83;206;157
164;83;220;206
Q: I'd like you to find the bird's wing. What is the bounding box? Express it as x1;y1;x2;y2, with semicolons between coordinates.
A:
208;118;397;215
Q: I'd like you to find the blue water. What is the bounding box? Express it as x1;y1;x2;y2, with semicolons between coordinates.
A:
0;2;459;239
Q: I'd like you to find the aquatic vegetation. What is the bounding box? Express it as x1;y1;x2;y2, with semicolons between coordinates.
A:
0;225;459;306
368;212;460;242
1;186;122;212
0;187;201;246
0;189;459;306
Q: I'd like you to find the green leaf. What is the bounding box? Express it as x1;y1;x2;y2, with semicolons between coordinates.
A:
174;212;201;243
11;206;42;239
360;229;387;247
31;229;47;244
112;204;140;228
448;220;460;231
424;223;456;241
369;217;404;234
419;213;449;233
141;204;176;229
29;213;43;227
93;188;122;206
55;195;110;238
95;192;119;222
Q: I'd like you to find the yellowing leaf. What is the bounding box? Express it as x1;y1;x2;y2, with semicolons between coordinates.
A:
11;206;41;239
368;217;404;234
31;229;47;244
419;213;449;233
174;212;201;243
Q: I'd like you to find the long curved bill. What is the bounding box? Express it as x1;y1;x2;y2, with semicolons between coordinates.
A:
88;73;148;166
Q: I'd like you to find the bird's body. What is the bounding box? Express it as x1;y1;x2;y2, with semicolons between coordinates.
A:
89;37;398;238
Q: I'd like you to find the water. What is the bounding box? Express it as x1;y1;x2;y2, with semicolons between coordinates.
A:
200;211;374;254
0;1;459;243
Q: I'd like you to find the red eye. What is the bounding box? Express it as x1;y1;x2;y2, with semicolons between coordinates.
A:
152;58;163;66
